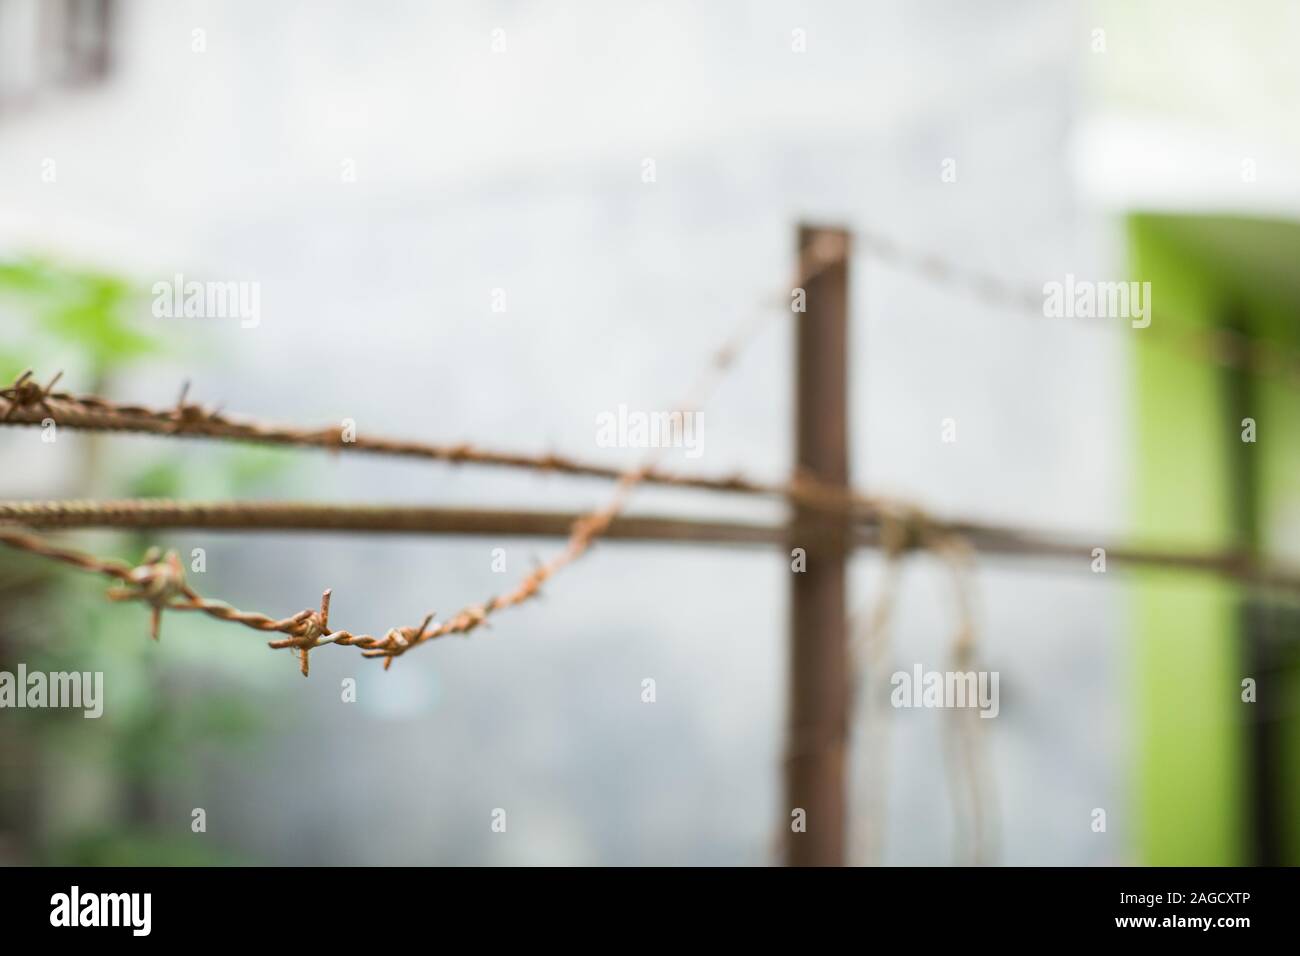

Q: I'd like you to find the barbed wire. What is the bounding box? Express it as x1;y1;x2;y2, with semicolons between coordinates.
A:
850;227;1300;386
0;370;763;493
1;486;1297;688
0;528;396;673
12;371;1300;591
3;231;1293;523
0;237;859;677
4;228;1287;865
8;223;1286;869
0;235;845;672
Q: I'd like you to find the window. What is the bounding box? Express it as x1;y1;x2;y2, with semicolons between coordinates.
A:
0;0;114;112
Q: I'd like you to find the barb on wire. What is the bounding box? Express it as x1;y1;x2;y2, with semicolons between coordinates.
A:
0;369;63;422
169;380;223;433
105;547;189;641
265;589;333;676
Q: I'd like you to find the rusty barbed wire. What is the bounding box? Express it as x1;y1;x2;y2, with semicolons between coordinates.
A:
0;244;854;519
19;366;1300;590
4;224;1284;871
0;235;843;672
0;369;64;421
0;370;798;498
851;227;1300;386
2;489;1297;681
0;366;945;564
0;529;411;674
2;229;1297;679
0;244;848;504
4;223;1290;527
26;535;445;675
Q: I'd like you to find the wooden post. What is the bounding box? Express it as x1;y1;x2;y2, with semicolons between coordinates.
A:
785;224;851;866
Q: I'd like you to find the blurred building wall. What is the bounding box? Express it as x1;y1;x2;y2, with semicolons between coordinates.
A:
0;0;1138;864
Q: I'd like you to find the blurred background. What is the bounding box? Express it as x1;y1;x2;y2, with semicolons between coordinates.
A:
1;0;1298;865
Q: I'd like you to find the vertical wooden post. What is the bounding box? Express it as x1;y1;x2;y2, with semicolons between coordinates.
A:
785;224;851;866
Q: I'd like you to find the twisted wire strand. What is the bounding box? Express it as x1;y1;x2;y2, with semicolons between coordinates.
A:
0;372;778;496
0;528;382;672
851;227;1300;386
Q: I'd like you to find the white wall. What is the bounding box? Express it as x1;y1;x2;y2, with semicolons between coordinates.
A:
0;0;1129;864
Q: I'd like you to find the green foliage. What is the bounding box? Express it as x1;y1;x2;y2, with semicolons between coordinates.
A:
124;445;294;500
0;257;158;379
1;255;288;865
43;829;253;866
